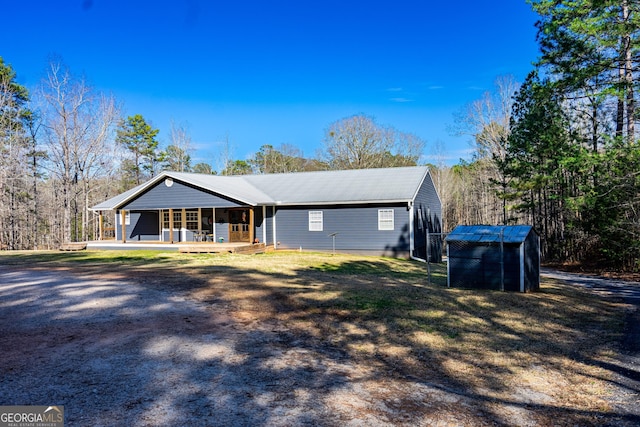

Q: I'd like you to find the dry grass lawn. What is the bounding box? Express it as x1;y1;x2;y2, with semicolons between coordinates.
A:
0;249;632;425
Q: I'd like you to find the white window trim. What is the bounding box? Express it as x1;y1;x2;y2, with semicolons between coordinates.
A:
378;209;394;231
309;211;323;231
119;210;131;226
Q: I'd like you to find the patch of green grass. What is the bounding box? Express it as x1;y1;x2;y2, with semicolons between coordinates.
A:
0;249;177;266
310;257;431;280
338;292;412;312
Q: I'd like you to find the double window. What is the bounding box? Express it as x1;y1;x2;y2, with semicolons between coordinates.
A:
308;209;395;232
162;211;182;229
185;210;199;231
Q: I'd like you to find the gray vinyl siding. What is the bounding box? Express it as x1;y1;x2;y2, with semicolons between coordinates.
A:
274;204;410;256
254;208;264;243
123;180;245;210
214;221;228;242
412;172;442;261
117;211;160;241
265;206;274;245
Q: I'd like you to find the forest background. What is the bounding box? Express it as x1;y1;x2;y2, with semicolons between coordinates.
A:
1;0;639;271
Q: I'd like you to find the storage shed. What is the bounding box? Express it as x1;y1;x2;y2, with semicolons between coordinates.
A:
445;225;540;292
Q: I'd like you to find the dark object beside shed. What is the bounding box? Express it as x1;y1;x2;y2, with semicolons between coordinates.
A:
445;225;540;292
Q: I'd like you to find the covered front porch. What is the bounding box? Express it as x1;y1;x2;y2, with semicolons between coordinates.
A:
98;206;263;245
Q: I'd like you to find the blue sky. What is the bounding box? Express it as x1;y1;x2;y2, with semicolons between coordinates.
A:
4;0;540;167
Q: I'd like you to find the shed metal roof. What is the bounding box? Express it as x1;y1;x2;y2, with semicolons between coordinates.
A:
445;225;535;244
92;166;431;210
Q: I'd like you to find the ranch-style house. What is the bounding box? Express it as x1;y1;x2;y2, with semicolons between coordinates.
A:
91;166;442;261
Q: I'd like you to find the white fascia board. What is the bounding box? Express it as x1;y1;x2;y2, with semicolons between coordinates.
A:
272;199;411;207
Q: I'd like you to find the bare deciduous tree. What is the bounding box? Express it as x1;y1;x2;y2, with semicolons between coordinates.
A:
452;75;519;224
38;60;119;243
164;120;193;172
321;114;424;170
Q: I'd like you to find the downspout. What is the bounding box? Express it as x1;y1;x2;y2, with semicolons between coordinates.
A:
408;202;415;258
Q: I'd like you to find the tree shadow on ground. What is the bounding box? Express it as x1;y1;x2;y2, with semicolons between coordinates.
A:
0;255;638;426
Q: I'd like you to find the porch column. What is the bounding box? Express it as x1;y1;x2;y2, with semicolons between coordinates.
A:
212;208;216;242
249;208;255;243
273;206;277;250
98;211;104;241
182;208;186;242
121;210;127;243
169;208;174;244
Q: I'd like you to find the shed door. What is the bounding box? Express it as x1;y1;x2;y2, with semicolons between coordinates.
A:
229;209;250;242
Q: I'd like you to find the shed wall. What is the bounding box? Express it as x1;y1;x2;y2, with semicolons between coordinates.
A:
524;231;541;291
448;242;522;290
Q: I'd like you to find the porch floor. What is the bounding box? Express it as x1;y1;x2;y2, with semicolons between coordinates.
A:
87;241;269;254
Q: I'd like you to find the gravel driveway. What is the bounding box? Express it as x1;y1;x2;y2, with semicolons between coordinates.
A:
0;266;487;426
541;268;640;421
1;265;639;426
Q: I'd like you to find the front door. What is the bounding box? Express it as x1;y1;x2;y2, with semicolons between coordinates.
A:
229;209;250;242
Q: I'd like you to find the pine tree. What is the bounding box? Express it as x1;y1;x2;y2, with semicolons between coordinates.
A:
116;114;161;186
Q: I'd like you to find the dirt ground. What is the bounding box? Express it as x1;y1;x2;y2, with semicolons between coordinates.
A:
0;263;638;426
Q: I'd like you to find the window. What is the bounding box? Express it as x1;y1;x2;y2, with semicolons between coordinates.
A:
378;209;394;230
173;211;182;229
118;210;130;225
417;208;423;230
162;210;183;229
185;210;199;231
308;211;323;231
162;211;170;229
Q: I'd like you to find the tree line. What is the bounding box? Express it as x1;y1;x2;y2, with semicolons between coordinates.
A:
1;0;639;271
443;0;640;271
0;57;425;250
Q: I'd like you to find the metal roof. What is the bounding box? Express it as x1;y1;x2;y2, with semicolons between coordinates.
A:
243;166;429;205
445;225;535;244
92;166;431;210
